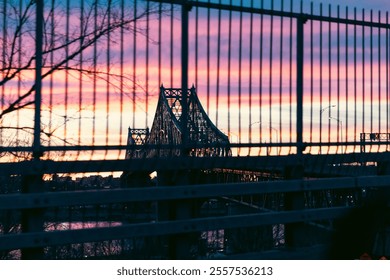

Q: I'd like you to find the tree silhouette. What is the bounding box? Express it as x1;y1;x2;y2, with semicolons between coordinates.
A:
0;0;158;151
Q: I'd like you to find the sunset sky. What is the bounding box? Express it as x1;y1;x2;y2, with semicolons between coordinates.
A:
2;0;390;160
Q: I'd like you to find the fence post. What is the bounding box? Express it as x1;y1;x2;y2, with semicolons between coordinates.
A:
171;0;193;259
284;164;305;249
21;0;44;259
157;1;193;260
21;174;44;259
284;15;307;250
181;1;189;149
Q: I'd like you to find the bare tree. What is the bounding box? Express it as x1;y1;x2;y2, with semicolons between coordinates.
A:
0;0;158;152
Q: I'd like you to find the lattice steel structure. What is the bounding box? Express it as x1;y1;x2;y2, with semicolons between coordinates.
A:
126;85;231;159
125;128;150;159
360;133;390;153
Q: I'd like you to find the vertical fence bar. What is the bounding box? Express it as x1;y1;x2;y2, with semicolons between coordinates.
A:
378;11;382;153
33;0;43;157
370;10;373;138
238;0;243;154
288;0;293;153
48;0;54;152
259;0;264;155
387;12;389;151
336;6;340;153
362;9;366;139
215;0;221;127
78;0;84;150
106;0;112;152
64;0;69;145
296;15;305;156
91;0;98;152
279;0;284;155
158;2;162;87
354;8;357;149
345;6;349;151
195;4;198;89
309;2;313;153
319;3;323;152
145;0;150;128
269;0;274;153
181;2;189;146
170;2;174;87
120;0;125;144
227;0;232;140
16;0;22;145
132;0;137;129
248;0;253;153
206;0;210;114
1;0;6;146
327;4;332;151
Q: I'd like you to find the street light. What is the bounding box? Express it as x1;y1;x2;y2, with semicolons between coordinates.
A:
319;105;336;154
329;117;343;154
249;122;280;156
320;105;336;116
270;127;279;143
249;122;279;143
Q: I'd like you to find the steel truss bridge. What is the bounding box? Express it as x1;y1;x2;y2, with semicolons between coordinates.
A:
1;0;390;260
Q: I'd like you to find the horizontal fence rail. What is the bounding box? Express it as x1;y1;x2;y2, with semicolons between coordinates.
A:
1;175;390;210
0;152;388;176
0;208;352;252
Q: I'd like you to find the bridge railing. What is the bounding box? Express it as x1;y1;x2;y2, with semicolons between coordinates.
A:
1;171;389;259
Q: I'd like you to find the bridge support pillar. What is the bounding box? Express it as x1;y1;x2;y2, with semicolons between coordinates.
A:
284;164;305;249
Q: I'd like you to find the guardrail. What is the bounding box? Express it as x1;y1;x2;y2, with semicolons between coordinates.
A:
1;174;389;259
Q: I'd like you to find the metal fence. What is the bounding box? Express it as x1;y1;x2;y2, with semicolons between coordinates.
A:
0;0;390;259
2;0;390;157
